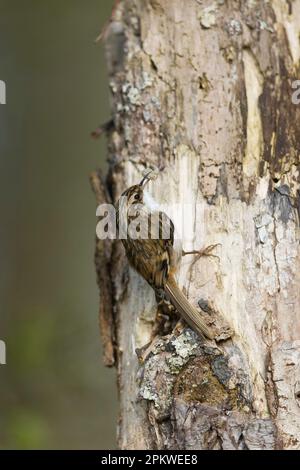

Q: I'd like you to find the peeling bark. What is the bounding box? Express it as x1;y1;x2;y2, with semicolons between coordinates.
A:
92;0;300;449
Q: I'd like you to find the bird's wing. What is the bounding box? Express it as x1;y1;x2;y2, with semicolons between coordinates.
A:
123;208;214;339
123;209;175;289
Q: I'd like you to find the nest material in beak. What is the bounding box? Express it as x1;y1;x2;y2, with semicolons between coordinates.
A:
139;168;159;187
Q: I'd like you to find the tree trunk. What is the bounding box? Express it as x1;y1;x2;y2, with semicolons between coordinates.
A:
91;0;300;450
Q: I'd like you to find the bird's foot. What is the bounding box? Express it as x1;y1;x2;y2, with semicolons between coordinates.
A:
172;319;186;336
182;243;220;261
152;312;172;339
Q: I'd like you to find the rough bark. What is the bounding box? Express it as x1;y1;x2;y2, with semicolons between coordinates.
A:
92;0;300;450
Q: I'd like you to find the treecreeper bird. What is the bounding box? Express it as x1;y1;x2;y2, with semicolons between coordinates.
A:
116;171;215;340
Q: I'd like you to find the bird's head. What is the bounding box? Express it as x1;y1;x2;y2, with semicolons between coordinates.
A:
120;171;153;207
115;169;159;235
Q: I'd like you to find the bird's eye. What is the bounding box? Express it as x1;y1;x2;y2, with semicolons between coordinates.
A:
134;193;140;200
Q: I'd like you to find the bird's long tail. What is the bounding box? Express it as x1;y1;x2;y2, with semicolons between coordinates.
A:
165;274;214;340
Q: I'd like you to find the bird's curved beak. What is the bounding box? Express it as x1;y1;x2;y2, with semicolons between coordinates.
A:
139;170;153;187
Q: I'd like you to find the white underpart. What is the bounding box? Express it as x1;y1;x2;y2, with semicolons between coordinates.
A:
143;189;160;211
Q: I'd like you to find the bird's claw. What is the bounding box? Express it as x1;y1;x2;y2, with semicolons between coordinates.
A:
182;243;221;260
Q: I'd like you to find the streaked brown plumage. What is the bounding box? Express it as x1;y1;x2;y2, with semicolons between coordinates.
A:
116;174;214;340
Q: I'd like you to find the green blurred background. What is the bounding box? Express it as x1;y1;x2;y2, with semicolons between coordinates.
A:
0;0;117;449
